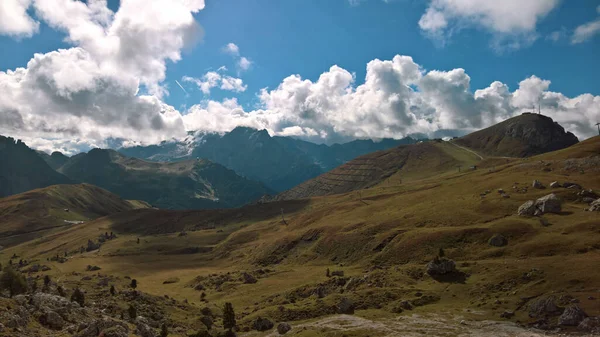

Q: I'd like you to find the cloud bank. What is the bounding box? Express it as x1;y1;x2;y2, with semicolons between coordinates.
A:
0;0;598;155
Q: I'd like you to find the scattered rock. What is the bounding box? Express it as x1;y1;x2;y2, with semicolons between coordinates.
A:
162;277;180;284
135;317;158;337
500;310;515;319
242;272;257;284
331;270;344;277
550;181;560;188
497;189;505;194
426;257;456;275
277;322;292;335
528;296;563;318
532;180;545;189
76;318;129;337
559;305;587;326
488;234;508;247
336;297;355;314
563;182;582;189
39;311;65;330
588;199;600;212
579;189;598;199
535;194;562;214
85;265;101;271
578;317;600;332
518;200;536;216
253;317;274;331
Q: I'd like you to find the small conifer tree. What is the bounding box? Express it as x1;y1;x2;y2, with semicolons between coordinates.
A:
223;302;236;332
110;284;116;296
160;323;169;337
130;279;137;289
0;266;28;297
128;304;137;319
71;288;85;307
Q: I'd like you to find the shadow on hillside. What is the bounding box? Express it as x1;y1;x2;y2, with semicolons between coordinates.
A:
430;271;468;284
109;198;311;235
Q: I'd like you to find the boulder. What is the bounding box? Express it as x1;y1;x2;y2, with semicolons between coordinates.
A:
500;310;515;319
242;272;257;284
252;317;274;331
135;317;157;337
528;296;562;318
550;181;560;188
578;317;600;332
426;258;456;275
589;199;600;212
488;234;508;247
336;297;355;314
277;322;292;335
579;189;598;199
559;306;587;326
535;194;562;214
76;318;129;337
563;182;582;189
532;180;545;189
40;311;65;330
518;200;536;216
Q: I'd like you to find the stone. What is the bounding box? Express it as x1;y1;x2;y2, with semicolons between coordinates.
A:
40;310;65;330
488;234;508;247
538;218;550;227
578;317;600;332
76;318;129;337
582;197;596;204
277;322;292;335
331;270;344;277
336;297;355;314
532;180;544;189
535;194;562;214
589;199;600;212
559;306;587;326
135;318;157;337
101;325;129;337
518;200;536;216
426;257;456;275
528;296;562;318
252;317;274;331
550;181;560;188
497;189;505;194
242;272;257;284
500;310;515;319
579;189;598;199
563;182;582;189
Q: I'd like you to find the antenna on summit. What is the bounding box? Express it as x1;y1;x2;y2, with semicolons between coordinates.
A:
595;122;600;136
538;98;541;115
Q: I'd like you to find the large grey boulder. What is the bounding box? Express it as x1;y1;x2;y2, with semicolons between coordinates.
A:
550;181;561;188
559;306;587;326
426;258;456;275
76;318;129;337
578;317;600;332
40;310;65;330
532;180;545;189
518;200;536;216
535;194;562;214
488;234;508;247
528;296;562;318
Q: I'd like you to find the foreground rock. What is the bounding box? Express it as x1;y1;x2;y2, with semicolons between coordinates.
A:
518;200;536;216
77;318;129;337
528;296;562;318
518;194;562;216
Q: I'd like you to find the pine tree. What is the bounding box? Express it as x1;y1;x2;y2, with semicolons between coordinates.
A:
44;275;51;286
128;304;137;320
71;288;85;307
326;268;330;277
160;323;169;337
223;302;236;332
438;247;445;258
0;266;28;297
110;284;116;296
130;279;137;289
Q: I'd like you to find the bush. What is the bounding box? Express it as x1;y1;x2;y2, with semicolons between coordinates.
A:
130;279;137;289
71;288;85;307
128;304;137;320
0;266;28;297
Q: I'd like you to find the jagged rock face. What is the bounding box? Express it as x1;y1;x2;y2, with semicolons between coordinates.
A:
528;296;563;318
455;114;579;157
559;306;587;326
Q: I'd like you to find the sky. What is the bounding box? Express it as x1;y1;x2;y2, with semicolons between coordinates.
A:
0;0;599;154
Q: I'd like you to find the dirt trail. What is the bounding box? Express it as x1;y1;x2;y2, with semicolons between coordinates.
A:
449;141;484;160
256;314;555;337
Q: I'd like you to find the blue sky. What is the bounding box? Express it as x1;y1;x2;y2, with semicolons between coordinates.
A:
0;0;599;153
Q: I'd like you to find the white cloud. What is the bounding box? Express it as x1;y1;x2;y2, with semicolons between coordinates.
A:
181;55;599;144
238;57;252;71
0;0;206;149
0;0;39;37
419;0;560;50
572;17;600;44
223;42;240;56
183;71;246;95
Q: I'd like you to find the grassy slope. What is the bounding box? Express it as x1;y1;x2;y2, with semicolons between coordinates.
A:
2;138;599;335
0;183;150;247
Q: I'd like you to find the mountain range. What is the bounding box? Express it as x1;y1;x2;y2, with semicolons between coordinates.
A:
119;126;418;191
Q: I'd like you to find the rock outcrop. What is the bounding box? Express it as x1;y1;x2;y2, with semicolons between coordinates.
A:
426;258;456;275
559;306;587;326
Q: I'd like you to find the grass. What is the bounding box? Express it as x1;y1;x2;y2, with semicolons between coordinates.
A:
1;137;599;335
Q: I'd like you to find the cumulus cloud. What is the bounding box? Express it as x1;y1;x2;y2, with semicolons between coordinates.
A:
0;0;39;37
419;0;560;50
223;42;240;56
223;42;252;73
182;71;247;95
182;55;600;144
571;7;600;44
0;0;205;151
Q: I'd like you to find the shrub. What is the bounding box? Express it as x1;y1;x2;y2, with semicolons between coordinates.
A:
128;304;137;319
131;279;137;289
71;288;85;307
0;266;28;297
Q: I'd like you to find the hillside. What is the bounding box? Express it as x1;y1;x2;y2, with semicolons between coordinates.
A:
58;148;273;209
0;135;72;197
273;140;481;201
0;183;149;247
119;127;417;191
3;136;599;336
454;113;579;157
